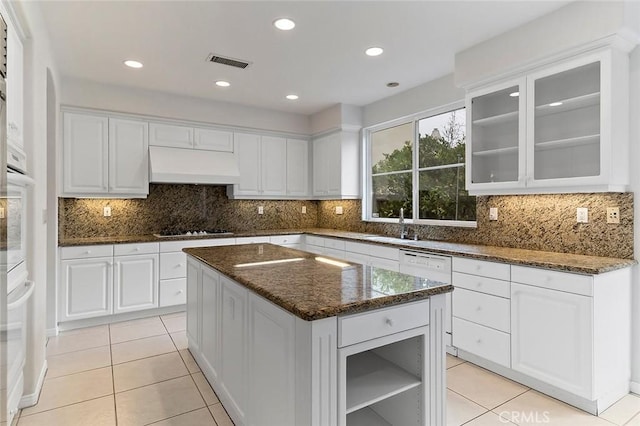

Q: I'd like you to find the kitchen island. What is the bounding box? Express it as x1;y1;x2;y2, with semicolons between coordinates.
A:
184;243;453;426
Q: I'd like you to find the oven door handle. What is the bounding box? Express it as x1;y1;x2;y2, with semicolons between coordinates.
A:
8;280;35;310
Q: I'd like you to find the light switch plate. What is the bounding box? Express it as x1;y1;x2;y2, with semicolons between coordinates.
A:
576;207;588;223
302;206;307;214
258;206;264;215
336;206;343;215
489;207;498;221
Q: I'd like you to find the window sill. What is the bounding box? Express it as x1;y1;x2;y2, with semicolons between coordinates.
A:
365;218;478;228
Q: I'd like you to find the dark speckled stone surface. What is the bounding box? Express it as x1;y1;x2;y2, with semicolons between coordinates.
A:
184;244;453;321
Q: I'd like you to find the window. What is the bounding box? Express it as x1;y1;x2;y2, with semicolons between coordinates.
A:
365;106;476;226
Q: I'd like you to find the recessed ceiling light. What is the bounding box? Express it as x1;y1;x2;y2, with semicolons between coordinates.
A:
274;18;295;31
509;91;520;97
386;82;399;88
215;80;230;87
286;94;299;100
365;47;384;57
549;101;563;107
124;60;143;69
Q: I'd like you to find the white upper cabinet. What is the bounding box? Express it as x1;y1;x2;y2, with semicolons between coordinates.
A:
467;47;630;195
194;128;234;152
312;130;360;199
286;138;309;197
230;133;309;199
109;118;149;194
63;112;110;195
150;122;233;152
6;20;23;153
62;111;149;197
149;123;194;149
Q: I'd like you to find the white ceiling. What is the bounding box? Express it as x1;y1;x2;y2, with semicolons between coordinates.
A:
35;1;571;116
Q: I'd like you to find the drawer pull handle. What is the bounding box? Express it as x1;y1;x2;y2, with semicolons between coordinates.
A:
385;318;394;327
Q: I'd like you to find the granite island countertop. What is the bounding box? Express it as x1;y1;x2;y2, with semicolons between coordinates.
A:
59;227;636;275
184;243;453;321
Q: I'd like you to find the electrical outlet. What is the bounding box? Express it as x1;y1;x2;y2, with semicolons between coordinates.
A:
607;207;620;224
103;206;112;217
302;206;307;214
336;206;343;215
489;207;498;221
576;207;588;223
0;207;5;219
258;206;264;215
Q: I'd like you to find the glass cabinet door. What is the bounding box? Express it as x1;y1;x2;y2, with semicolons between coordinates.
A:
530;60;601;181
468;81;524;186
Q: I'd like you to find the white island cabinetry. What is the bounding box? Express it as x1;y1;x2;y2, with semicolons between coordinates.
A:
186;253;448;426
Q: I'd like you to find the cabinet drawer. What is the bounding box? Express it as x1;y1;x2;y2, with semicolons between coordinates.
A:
160;252;187;280
453;288;510;332
149;123;193;148
160;278;186;307
160;238;235;253
453;272;510;298
269;235;302;246
304;235;325;247
235;236;270;245
338;300;429;347
324;238;346;251
60;245;113;260
323;247;346;260
511;266;592;296
369;258;399;272
344;241;370;255
114;242;159;256
369;245;399;262
453;317;510;367
453;257;510;281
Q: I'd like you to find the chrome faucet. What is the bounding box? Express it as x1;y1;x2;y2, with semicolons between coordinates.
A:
399;208;408;239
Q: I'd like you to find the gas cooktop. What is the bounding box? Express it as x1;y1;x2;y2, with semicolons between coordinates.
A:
153;229;233;238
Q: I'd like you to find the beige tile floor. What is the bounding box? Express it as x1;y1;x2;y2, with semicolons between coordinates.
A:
12;312;640;425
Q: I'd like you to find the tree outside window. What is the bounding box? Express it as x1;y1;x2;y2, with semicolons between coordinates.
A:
368;108;476;223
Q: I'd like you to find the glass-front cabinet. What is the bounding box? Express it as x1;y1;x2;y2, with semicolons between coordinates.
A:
466;47;630;195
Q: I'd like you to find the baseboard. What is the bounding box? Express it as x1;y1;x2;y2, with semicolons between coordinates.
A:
631;381;640;395
58;305;185;331
19;360;47;409
46;327;59;337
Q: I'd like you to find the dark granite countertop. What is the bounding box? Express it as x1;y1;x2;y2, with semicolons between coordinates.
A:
59;228;636;275
184;243;453;321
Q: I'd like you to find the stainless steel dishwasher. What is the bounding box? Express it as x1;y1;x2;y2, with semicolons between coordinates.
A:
399;249;455;353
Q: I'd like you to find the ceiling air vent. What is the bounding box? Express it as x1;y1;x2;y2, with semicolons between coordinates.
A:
206;53;251;69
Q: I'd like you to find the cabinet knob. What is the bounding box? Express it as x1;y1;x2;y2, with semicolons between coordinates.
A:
134;247;140;251
476;281;482;287
476;338;482;344
476;306;482;311
177;290;183;294
476;265;482;271
385;318;394;327
177;263;184;268
85;250;91;254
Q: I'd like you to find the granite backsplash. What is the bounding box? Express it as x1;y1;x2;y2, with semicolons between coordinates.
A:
59;185;633;259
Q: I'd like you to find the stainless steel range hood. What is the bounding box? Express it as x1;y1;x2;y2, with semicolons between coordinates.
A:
149;146;240;185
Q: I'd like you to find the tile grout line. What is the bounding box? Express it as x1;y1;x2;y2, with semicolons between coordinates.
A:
109;322;119;426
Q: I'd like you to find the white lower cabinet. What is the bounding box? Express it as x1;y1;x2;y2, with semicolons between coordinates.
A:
59;257;113;321
247;293;296;426
113;253;159;313
511;282;592;397
187;258;447;426
219;276;248;423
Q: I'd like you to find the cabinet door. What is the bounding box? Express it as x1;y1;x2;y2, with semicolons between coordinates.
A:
200;267;220;382
109;119;149;195
234;132;261;195
59;258;112;321
511;282;592;398
63;113;109;195
286;138;309;196
113;254;159;314
466;78;526;193
527;53;604;187
186;258;201;349
247;294;295;426
194;128;233;152
314;133;341;196
219;276;247;423
148;123;193;148
260;136;287;195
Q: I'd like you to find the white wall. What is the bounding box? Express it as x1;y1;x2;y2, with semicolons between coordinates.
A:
362;73;465;128
18;0;61;402
61;76;311;136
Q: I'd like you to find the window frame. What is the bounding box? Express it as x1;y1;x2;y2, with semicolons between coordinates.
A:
362;100;477;228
